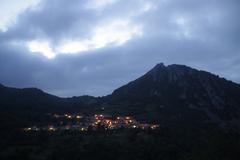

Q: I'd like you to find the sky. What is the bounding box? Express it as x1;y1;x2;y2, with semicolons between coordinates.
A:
0;0;240;97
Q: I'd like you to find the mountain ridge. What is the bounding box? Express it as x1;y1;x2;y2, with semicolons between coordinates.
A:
1;63;240;130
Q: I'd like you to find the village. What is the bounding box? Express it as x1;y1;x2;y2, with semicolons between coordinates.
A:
24;113;159;132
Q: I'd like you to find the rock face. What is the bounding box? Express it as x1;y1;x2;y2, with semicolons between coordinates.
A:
110;63;240;128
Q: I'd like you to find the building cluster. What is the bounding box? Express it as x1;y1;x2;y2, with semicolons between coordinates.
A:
23;113;159;132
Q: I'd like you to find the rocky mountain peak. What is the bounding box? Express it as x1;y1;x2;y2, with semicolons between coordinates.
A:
145;63;196;83
148;63;166;74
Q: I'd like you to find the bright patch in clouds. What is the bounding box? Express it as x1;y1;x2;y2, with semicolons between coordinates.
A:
57;40;90;54
58;20;142;54
27;20;142;58
174;16;192;38
27;41;55;59
85;0;118;9
141;2;156;13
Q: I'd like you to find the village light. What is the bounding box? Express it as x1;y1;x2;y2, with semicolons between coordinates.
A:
81;128;86;131
48;126;56;131
150;125;159;129
23;114;160;132
24;127;32;131
32;126;39;131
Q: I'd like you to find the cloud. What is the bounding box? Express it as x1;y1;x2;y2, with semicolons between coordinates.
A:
0;0;240;97
0;0;41;32
56;19;142;54
85;0;118;10
27;40;55;59
24;19;142;58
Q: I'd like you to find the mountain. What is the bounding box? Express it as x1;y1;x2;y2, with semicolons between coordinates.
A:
107;63;240;129
1;63;240;130
112;63;240;102
0;84;61;110
0;84;98;113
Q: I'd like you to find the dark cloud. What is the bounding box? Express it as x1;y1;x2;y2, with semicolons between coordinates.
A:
0;0;240;97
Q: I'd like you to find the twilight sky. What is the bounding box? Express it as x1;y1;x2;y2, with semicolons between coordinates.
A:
0;0;240;97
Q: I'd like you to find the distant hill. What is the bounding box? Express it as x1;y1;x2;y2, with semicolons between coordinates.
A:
1;63;240;130
0;84;97;113
0;85;60;110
